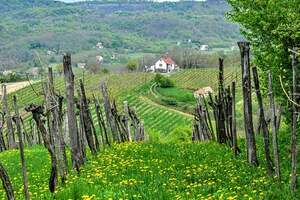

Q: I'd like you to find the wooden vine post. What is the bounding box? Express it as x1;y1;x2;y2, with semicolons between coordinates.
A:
237;41;258;166
101;81;119;142
252;67;273;175
0;112;6;152
231;81;238;156
93;96;110;146
79;79;97;154
48;67;68;183
268;72;281;179
124;101;132;142
217;58;227;144
0;162;15;200
13;96;30;200
291;47;299;192
2;84;16;149
63;53;82;171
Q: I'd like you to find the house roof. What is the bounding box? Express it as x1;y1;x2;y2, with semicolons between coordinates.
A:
162;56;176;65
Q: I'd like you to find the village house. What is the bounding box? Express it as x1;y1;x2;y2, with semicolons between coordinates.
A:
145;55;178;73
200;45;209;51
77;63;86;69
96;55;104;63
2;70;14;76
194;87;213;98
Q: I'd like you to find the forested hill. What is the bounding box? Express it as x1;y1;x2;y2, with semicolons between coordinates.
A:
0;0;241;69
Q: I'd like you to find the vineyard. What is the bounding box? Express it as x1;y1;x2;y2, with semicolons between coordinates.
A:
170;67;241;91
0;58;299;200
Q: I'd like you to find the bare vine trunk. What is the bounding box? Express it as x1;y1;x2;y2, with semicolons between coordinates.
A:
0;162;15;200
25;104;57;193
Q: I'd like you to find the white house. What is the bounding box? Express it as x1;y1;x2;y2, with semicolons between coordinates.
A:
146;55;178;73
96;42;104;49
200;45;209;51
194;87;213;98
96;55;104;63
77;63;86;69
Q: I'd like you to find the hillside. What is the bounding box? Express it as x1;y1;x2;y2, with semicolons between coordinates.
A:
0;0;241;70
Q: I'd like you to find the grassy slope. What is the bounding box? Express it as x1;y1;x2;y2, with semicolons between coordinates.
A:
0;134;298;200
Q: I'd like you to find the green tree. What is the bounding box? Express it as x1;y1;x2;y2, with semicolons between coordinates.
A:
227;0;300;117
126;59;138;71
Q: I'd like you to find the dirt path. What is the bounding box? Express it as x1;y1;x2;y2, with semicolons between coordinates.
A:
148;83;194;118
0;81;38;95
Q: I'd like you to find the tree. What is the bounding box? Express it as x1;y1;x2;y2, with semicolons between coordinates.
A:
227;0;300;116
126;59;138;71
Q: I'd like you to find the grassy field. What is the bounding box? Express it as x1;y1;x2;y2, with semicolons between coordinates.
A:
1;134;298;200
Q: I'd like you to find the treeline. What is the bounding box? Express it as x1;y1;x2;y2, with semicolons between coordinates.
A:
136;48;240;71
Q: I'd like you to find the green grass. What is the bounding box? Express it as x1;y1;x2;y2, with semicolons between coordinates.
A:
0;134;298;200
120;84;193;135
156;87;195;105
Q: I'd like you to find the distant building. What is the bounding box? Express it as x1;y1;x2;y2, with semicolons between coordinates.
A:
26;67;39;77
96;55;104;63
200;45;209;51
194;87;213;98
145;55;178;73
77;63;86;69
96;42;104;49
2;70;14;76
47;50;54;55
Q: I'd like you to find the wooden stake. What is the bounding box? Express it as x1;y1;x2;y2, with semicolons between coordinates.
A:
2;84;16;149
79;79;97;154
63;53;82;172
13;96;30;200
252;67;273;175
268;72;281;180
231;82;239;156
238;41;258;166
291;47;298;192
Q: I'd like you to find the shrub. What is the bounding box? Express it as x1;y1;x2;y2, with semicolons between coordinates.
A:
154;73;174;88
161;97;178;106
163;126;191;143
101;68;109;74
147;129;161;142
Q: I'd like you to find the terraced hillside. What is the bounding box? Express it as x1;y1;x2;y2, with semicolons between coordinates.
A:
170;67;240;90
